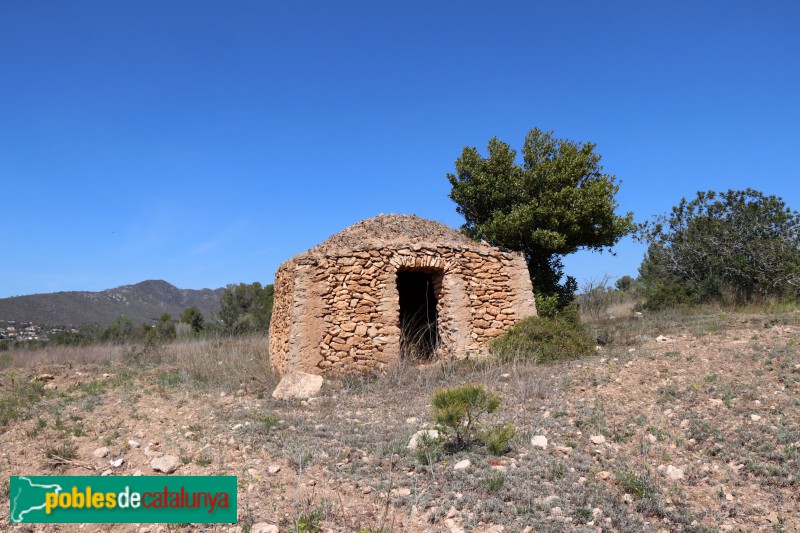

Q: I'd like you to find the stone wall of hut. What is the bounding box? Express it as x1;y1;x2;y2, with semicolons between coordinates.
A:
269;244;536;374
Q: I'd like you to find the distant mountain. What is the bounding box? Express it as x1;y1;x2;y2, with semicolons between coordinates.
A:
0;280;225;326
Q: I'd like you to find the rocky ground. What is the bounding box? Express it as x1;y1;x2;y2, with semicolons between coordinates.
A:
1;311;799;532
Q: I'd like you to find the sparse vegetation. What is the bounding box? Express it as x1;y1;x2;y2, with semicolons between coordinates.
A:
1;307;798;530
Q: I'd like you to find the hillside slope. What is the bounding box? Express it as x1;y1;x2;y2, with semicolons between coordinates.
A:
0;280;224;325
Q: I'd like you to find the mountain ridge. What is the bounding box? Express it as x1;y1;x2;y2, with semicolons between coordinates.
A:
0;280;225;326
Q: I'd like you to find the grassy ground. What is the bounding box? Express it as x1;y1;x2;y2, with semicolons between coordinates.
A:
1;309;799;532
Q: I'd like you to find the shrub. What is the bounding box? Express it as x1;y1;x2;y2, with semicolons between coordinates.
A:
491;306;594;363
433;383;501;449
430;384;516;456
482;423;516;455
637;189;800;309
414;431;444;465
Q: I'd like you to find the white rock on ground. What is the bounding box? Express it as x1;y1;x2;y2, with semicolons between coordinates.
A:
530;435;548;449
271;372;324;400
590;435;606;445
407;429;440;450
267;464;281;475
150;455;182;474
658;464;684;481
93;447;109;458
453;459;471;470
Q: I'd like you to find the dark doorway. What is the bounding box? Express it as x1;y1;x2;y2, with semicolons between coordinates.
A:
397;269;441;360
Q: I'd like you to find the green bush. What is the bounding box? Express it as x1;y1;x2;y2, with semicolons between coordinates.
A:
433;383;501;449
491;307;594;363
482;423;516;455
637;189;800;309
429;383;516;457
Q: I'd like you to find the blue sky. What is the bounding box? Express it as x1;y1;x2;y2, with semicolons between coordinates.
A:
1;1;798;298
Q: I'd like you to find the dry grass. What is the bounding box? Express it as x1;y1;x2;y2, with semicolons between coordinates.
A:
1;333;277;393
2;342;124;368
161;334;278;392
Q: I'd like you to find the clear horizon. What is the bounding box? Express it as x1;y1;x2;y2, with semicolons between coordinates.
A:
2;1;798;298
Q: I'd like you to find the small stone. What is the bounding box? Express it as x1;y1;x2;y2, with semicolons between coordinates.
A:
453;459;471;470
268;464;281;475
530;435;548;449
709;398;724;407
550;507;563;516
623;493;634;504
589;435;606;445
646;434;657;443
232;423;243;430
150;455;181;474
750;414;761;422
595;471;611;480
405;417;418;425
394;487;411;497
93;447;110;458
128;440;140;448
658;464;684;481
407;429;440;450
110;458;124;468
554;446;573;456
250;524;279;533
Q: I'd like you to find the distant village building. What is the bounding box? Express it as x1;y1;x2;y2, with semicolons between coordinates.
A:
269;214;537;374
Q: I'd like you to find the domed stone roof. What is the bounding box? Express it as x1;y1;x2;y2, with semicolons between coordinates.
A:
297;214;485;259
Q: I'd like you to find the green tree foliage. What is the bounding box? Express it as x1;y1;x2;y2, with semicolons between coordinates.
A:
615;275;635;292
219;282;274;334
637;189;800;309
101;315;135;344
180;306;205;333
447;128;634;311
154;313;176;341
49;330;89;346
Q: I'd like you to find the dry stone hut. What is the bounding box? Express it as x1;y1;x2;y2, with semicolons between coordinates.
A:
269;214;537;374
